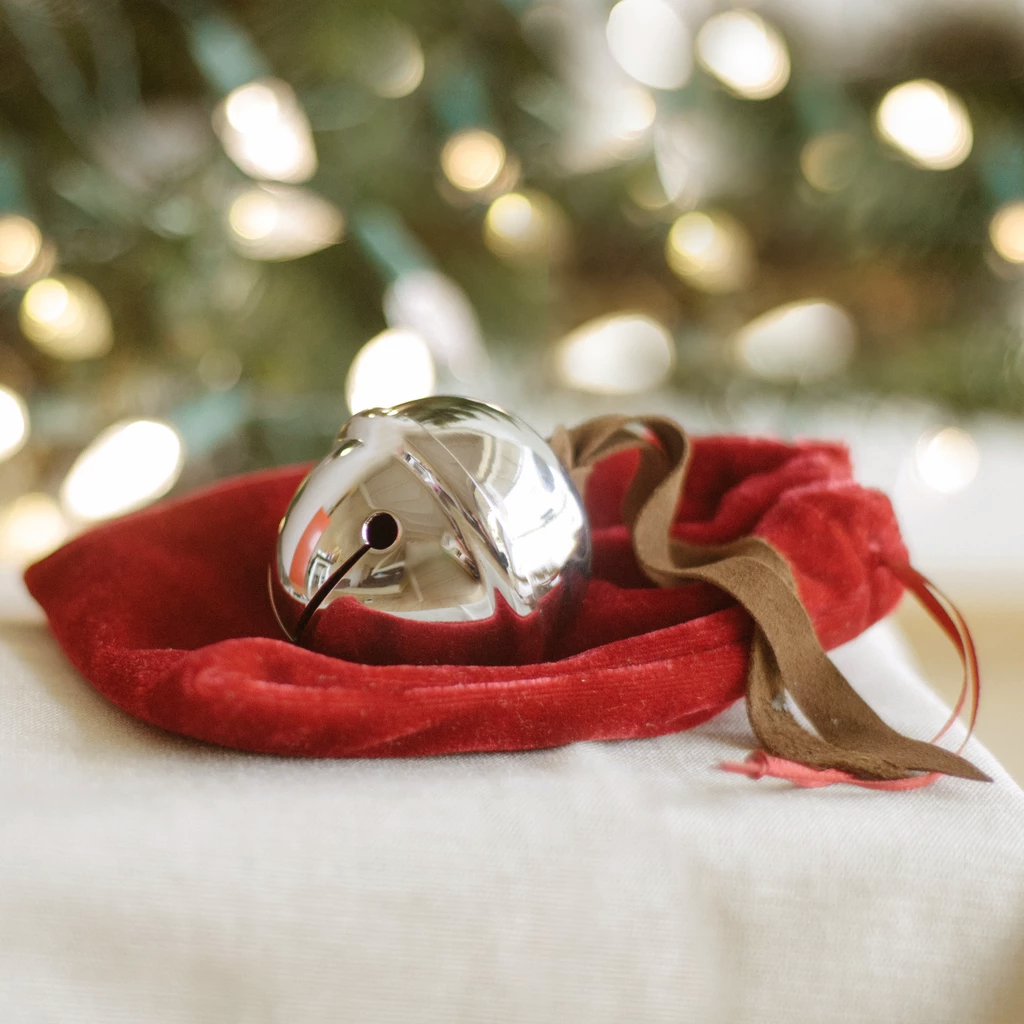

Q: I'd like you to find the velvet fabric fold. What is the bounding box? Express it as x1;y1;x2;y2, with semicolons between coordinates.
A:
24;436;908;758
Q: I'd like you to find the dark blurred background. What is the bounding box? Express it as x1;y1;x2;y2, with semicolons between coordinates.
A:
0;0;1022;563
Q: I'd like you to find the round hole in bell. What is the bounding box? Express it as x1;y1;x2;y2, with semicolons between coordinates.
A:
362;511;401;550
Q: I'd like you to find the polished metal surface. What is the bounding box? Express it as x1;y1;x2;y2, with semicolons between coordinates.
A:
270;396;591;644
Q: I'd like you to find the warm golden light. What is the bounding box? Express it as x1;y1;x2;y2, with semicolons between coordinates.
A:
915;427;979;495
345;328;436;414
226;185;344;261
666;210;754;293
875;80;972;171
0;215;42;277
441;130;507;193
0;493;68;567
229;189;278;240
61;420;184;522
610;87;657;139
606;0;692;91
0;386;28;462
20;275;113;360
989;202;1024;263
555;313;674;394
24;278;68;321
214;78;317;183
800;133;860;193
484;191;566;260
696;10;790;100
224;81;279;133
735;300;855;382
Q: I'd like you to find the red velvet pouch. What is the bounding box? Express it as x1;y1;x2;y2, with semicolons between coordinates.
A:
24;435;907;758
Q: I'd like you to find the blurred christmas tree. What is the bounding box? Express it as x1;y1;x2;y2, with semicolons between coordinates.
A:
0;0;1021;562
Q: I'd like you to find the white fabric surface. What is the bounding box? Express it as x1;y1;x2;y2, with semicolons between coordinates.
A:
2;573;1023;1024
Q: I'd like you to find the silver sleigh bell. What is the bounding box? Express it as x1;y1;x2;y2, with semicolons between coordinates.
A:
269;396;592;647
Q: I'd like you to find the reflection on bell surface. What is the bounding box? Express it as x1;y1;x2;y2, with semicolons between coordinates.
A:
270;396;591;647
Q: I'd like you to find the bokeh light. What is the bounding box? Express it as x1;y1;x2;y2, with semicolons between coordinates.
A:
0;215;42;277
484;191;567;261
441;130;507;193
345;328;436;414
606;0;692;91
0;386;28;462
353;17;424;98
0;493;68;567
666;210;755;293
653;113;736;208
989;202;1024;263
555;313;675;394
215;78;317;183
607;87;657;140
62;420;184;522
227;185;344;261
800;133;860;193
555;86;657;174
626;165;672;211
875;80;972;170
735;300;855;381
914;427;979;495
20;276;113;360
383;269;489;384
695;11;790;100
229;189;277;240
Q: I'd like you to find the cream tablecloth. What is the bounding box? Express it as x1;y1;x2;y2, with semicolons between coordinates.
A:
2;573;1023;1023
